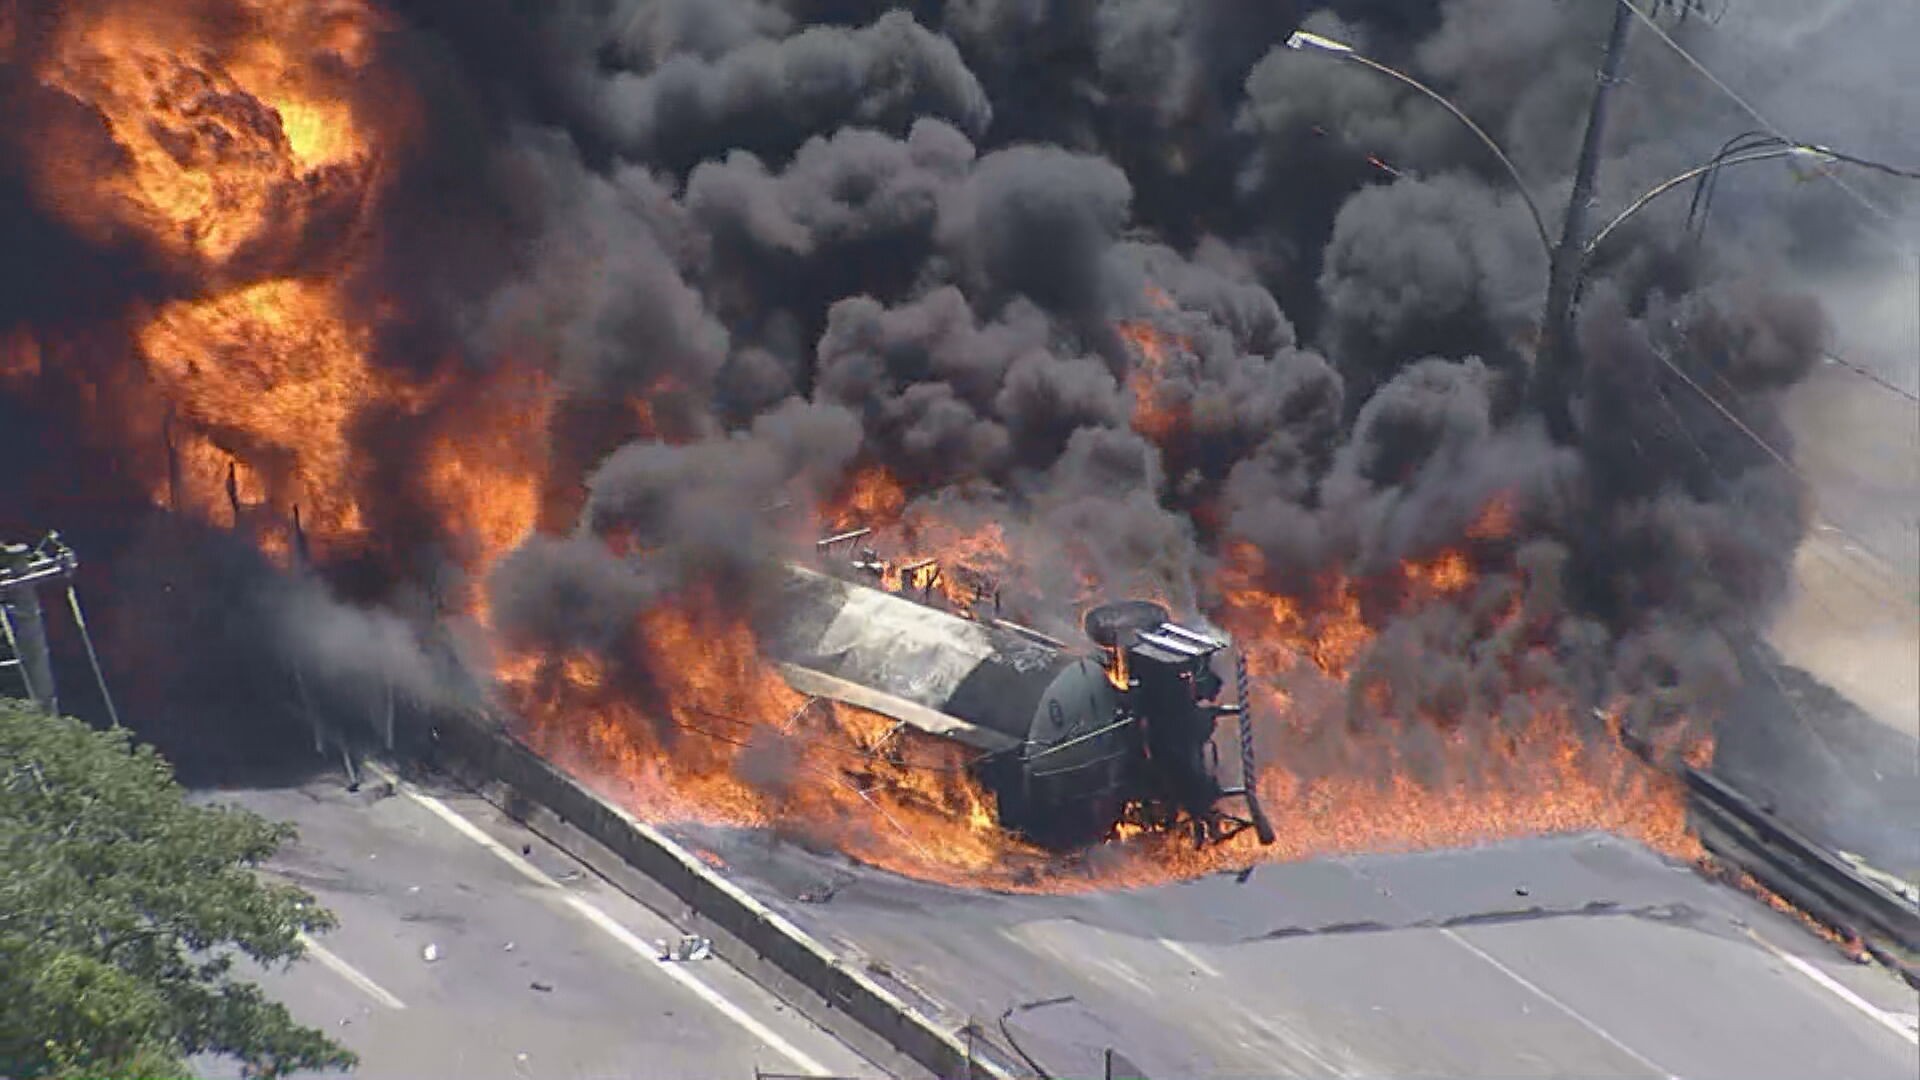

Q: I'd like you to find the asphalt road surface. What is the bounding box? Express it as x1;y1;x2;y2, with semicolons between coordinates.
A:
189;772;883;1080
681;823;1920;1080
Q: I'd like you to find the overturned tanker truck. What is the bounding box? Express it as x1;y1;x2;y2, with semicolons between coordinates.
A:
758;547;1277;850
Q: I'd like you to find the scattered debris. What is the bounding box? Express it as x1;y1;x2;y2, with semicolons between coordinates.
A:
657;934;713;961
504;941;516;952
408;885;421;894
522;844;532;856
530;980;553;992
1515;886;1530;897
421;943;439;963
556;870;582;883
1838;850;1920;907
797;883;838;904
1234;867;1254;884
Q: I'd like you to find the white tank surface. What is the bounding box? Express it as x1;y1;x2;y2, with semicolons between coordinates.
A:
758;564;1080;753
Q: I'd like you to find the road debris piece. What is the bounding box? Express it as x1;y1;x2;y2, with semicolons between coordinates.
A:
657;934;713;961
421;943;439;963
530;980;553;992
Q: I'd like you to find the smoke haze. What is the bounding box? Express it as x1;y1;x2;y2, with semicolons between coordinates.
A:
2;0;1913;809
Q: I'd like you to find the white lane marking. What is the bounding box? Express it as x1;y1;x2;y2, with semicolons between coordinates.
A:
1440;928;1683;1080
556;891;833;1075
1746;930;1919;1046
1159;937;1223;978
297;931;406;1010
360;762;831;1076
1244;1011;1354;1079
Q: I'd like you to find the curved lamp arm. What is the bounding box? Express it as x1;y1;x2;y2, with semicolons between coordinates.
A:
1287;32;1555;261
1583;145;1829;260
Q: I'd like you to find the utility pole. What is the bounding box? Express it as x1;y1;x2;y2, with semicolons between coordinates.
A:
1537;1;1637;443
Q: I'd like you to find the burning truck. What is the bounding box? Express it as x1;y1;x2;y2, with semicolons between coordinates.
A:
759;534;1276;850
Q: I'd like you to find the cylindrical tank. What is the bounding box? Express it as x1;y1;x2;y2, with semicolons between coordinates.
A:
987;656;1131;846
761;566;1141;845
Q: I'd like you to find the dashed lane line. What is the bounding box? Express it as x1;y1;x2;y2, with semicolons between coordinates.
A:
296;930;406;1011
360;761;832;1077
1746;929;1919;1047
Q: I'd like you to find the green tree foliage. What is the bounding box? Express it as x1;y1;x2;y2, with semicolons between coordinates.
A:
0;698;356;1078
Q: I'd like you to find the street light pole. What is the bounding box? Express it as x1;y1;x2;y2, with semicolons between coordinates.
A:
1584;144;1835;258
1286;13;1915;440
1286;19;1628;441
1285;32;1553;260
1536;0;1636;442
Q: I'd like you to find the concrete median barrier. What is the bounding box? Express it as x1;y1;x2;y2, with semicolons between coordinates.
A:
410;708;1023;1080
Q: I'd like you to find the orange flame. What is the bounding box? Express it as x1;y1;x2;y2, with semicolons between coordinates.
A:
36;1;383;268
1211;531;1705;869
504;591;1046;887
138;278;389;542
1118;319;1193;445
830;466;909;530
21;4;1717;896
1703;864;1870;962
29;0;555;586
0;329;42;384
1468;491;1517;540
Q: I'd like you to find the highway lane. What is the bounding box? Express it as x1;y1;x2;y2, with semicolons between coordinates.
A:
188;776;884;1080
682;825;1919;1080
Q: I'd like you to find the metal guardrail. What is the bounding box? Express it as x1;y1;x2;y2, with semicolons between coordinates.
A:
1683;765;1920;987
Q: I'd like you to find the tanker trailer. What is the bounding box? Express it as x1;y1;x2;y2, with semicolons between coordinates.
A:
758;563;1275;849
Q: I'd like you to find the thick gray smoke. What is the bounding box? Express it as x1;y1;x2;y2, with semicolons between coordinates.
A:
393;0;1917;765
5;0;1912;786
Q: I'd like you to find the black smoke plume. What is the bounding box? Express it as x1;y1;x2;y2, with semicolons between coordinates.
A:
3;0;1913;804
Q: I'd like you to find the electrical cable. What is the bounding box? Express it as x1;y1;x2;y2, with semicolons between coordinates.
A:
1635;353;1876;780
1616;0;1920;234
1639;339;1914;593
1818;353;1920;405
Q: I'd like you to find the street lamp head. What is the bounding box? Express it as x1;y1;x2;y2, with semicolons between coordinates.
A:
1286;31;1356;55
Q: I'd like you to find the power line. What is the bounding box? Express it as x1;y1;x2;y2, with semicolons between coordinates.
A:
1603;1;1920;592
1638;335;1916;601
1819;353;1920;406
1615;0;1919;238
1636;359;1897;782
1690;359;1915;598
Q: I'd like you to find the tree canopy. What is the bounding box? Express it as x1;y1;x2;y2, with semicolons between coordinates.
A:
0;698;355;1078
